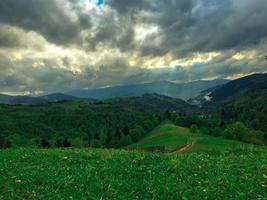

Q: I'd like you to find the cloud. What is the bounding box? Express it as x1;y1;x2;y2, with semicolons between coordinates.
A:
0;0;267;95
0;0;89;45
0;24;47;50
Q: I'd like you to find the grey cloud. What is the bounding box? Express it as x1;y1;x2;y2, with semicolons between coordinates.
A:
109;0;149;15
118;0;267;58
0;0;88;45
0;25;21;48
0;24;46;50
0;0;267;94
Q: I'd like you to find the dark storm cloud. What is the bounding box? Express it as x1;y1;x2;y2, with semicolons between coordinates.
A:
0;0;266;53
105;0;267;58
0;0;90;45
136;0;267;57
0;0;267;94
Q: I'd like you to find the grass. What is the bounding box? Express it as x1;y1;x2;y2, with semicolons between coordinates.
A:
129;123;190;150
129;122;255;152
0;123;266;199
0;148;266;199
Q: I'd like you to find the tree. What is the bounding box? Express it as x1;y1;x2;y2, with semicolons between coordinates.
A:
190;124;198;134
142;120;154;132
223;122;251;140
72;137;86;147
90;139;102;148
62;138;71;148
164;110;171;119
99;132;107;146
10;134;29;148
115;127;122;140
40;138;51;148
210;127;223;137
122;126;129;135
56;138;63;148
0;135;6;149
56;138;71;148
129;126;145;142
119;134;133;147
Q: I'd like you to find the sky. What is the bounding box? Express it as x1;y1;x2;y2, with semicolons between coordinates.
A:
0;0;267;95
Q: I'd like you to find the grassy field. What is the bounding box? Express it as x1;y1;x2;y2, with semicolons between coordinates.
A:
129;122;251;152
0;148;266;199
129;123;190;150
0;123;266;199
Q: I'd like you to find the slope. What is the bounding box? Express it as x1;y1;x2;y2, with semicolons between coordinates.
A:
211;80;267;137
199;73;267;105
0;94;199;148
107;93;199;114
129;122;255;152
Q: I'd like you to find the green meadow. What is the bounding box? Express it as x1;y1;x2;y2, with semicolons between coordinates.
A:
129;122;252;152
0;148;266;200
0;123;266;199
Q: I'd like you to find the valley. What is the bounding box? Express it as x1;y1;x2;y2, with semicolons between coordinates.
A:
1;1;267;199
0;73;267;199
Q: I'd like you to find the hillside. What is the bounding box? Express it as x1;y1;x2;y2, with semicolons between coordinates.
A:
129;122;252;152
106;94;199;113
66;79;228;101
211;81;267;137
0;95;198;148
192;73;267;105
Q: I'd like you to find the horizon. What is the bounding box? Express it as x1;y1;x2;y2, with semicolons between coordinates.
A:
1;0;267;95
1;71;266;97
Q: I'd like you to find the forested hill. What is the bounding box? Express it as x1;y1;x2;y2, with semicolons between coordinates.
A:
106;94;199;113
211;81;267;139
203;73;267;105
190;73;267;105
0;94;198;149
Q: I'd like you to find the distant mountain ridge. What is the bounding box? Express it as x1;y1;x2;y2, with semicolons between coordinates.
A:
0;94;47;105
0;93;90;105
191;73;267;105
0;78;235;105
66;79;229;100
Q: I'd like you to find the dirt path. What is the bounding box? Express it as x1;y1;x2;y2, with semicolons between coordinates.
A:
170;140;195;153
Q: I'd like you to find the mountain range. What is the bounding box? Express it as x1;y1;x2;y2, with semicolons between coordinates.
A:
0;73;266;105
66;79;229;100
